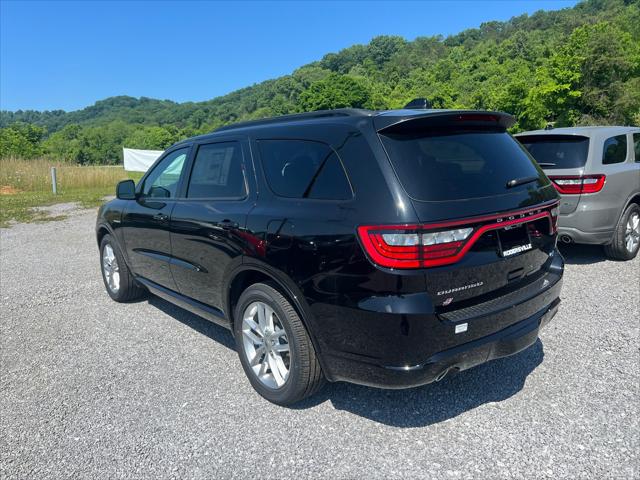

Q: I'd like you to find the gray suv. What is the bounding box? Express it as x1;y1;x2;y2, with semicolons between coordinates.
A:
516;126;640;260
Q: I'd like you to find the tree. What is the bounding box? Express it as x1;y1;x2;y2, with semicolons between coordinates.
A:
0;123;46;158
1;0;637;160
367;36;407;69
73;122;133;165
299;74;371;111
125;126;181;150
568;22;640;124
42;124;83;161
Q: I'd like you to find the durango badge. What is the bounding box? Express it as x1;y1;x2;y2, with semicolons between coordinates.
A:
437;281;484;296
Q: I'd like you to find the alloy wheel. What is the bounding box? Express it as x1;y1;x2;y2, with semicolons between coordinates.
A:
625;212;640;253
102;243;120;293
241;301;291;389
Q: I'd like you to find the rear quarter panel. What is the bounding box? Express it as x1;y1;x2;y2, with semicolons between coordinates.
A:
578;132;640;234
242;122;428;357
544;166;584;215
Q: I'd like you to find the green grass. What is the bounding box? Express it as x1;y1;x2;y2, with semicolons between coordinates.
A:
0;189;109;226
0;158;144;227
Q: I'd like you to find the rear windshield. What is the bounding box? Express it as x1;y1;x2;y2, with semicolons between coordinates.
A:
517;135;589;170
379;130;543;202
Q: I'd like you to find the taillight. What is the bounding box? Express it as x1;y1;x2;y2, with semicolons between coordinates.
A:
550;206;559;233
548;175;606;194
358;226;473;269
357;202;558;269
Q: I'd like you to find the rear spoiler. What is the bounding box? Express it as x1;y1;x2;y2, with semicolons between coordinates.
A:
374;110;516;134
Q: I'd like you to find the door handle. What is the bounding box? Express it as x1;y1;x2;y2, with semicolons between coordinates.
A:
153;213;169;222
217;219;239;230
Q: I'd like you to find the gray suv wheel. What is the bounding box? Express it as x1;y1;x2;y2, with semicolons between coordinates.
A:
605;203;640;260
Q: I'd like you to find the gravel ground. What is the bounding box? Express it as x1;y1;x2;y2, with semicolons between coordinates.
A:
1;205;638;479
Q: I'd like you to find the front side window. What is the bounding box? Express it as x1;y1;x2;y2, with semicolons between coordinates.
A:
142;148;188;198
633;133;640;162
187;142;246;199
258;139;352;200
602;135;627;165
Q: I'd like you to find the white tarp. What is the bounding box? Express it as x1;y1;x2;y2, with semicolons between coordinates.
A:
123;148;164;172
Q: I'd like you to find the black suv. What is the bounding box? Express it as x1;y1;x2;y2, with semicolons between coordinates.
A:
96;107;563;405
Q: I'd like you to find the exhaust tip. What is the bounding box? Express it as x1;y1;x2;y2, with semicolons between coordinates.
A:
560;235;572;244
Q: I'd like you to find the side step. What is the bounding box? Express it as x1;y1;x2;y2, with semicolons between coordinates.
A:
136;277;231;330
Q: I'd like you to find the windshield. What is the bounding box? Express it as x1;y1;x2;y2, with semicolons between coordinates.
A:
517;135;589;170
379;130;544;202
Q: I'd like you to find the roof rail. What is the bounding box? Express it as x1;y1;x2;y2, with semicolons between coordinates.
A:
214;108;372;132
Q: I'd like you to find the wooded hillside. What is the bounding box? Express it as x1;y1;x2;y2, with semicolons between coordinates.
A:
1;0;638;164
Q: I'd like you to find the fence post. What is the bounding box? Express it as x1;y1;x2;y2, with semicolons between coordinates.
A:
51;167;57;195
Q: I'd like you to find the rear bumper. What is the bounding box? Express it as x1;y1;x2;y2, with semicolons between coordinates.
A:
557;225;612;245
557;194;620;244
322;297;560;389
315;252;564;388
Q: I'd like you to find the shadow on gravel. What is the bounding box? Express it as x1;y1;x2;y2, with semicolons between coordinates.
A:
147;296;235;350
145;293;543;428
295;340;544;427
558;243;608;265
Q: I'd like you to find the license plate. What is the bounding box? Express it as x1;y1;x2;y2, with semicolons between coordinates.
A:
498;225;532;257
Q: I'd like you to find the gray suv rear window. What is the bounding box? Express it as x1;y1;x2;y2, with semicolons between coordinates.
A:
518;135;589;170
380;130;543;202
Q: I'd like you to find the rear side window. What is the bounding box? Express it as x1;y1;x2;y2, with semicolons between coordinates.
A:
518;135;589;170
187;142;246;199
380;130;543;202
258;139;352;200
633;133;640;162
602;135;627;165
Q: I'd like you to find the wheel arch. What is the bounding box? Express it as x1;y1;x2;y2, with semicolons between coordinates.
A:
96;224;111;248
226;263;311;330
614;191;640;239
96;222;133;268
225;262;328;372
624;192;640;211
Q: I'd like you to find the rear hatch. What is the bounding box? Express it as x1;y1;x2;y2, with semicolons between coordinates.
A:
369;111;559;310
516;134;590;214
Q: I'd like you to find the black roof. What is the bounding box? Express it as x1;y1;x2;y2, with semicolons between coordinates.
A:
174;107;515;146
214;108;373;132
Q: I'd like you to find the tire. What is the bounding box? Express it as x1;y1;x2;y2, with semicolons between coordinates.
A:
604;203;640;261
234;283;325;405
99;234;146;302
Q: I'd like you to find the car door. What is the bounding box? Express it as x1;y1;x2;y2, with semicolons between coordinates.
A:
169;138;257;313
121;146;191;290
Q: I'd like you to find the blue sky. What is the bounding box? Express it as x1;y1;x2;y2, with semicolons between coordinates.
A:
0;0;579;112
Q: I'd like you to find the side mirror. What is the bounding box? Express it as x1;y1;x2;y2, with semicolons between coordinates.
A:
116;179;136;200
